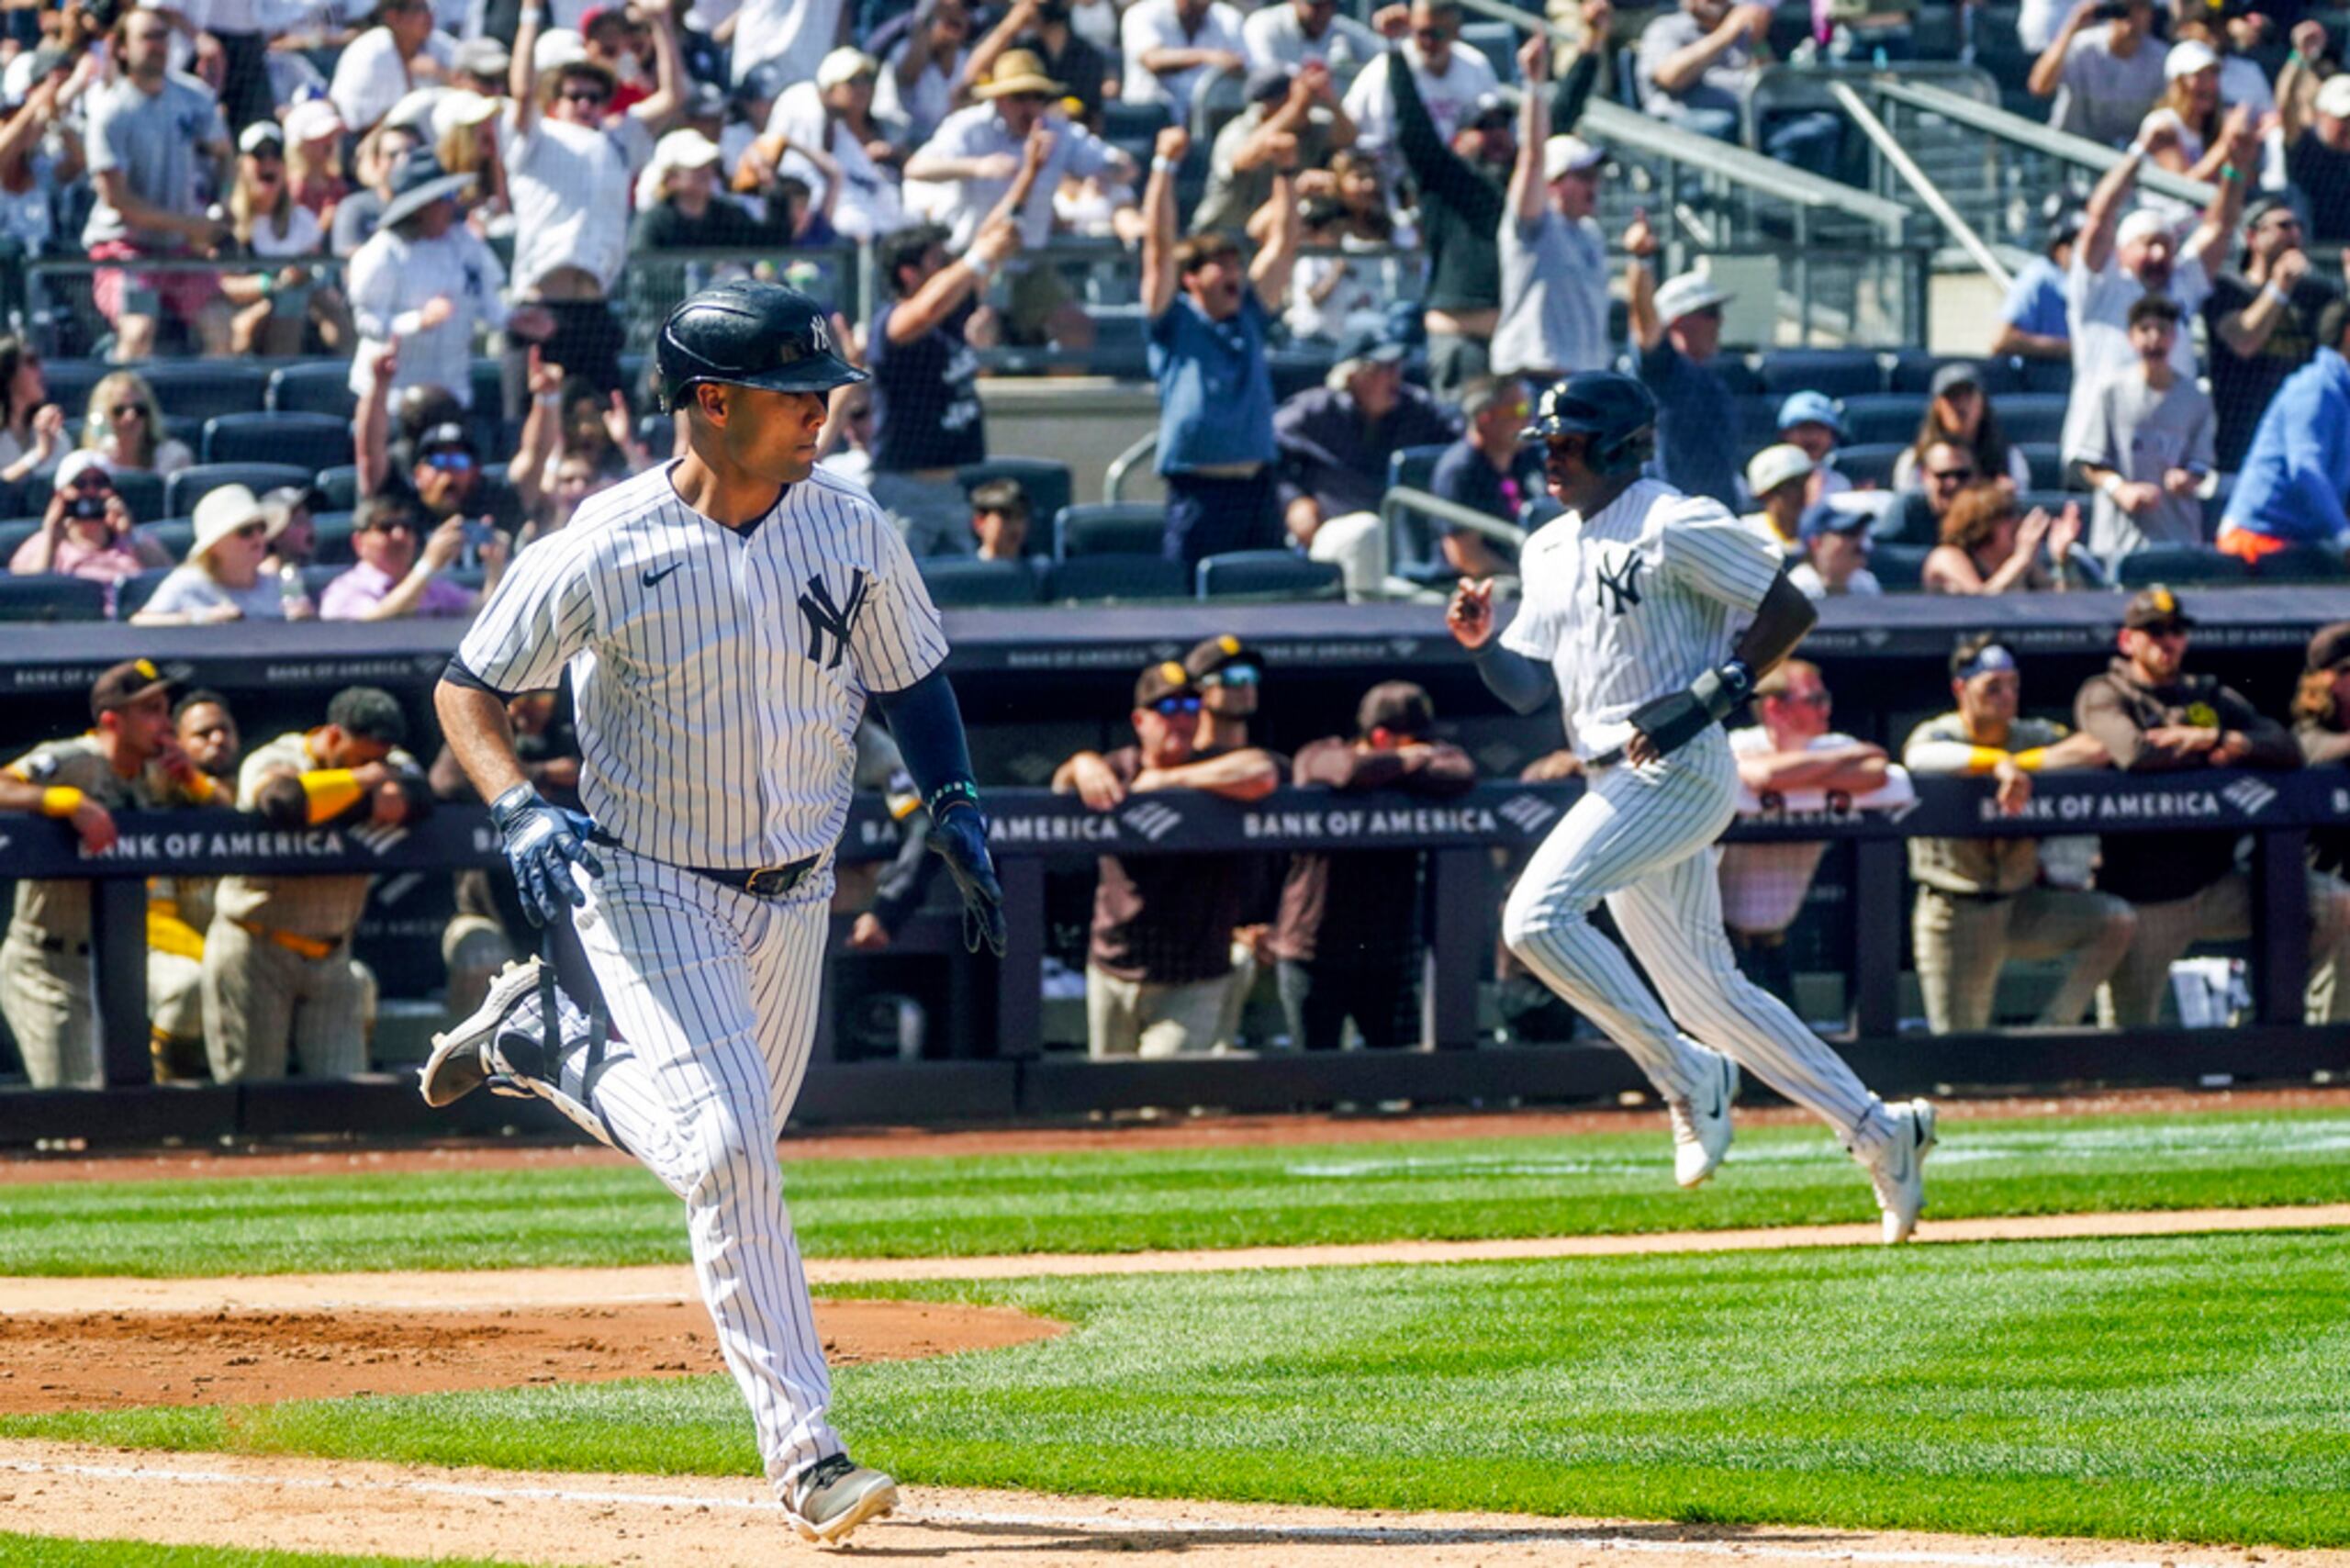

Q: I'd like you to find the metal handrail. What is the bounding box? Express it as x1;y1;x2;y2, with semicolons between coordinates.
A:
1381;484;1528;551
1863;75;2218;209
1826;79;2011;292
1104;429;1158;502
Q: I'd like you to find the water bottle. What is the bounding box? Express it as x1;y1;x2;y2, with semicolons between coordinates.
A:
278;563;313;619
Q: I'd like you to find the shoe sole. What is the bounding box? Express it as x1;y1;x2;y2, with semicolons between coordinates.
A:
787;1478;899;1545
417;958;542;1109
1675;1056;1740;1190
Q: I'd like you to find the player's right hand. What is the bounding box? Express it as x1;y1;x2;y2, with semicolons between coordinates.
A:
929;803;1007;958
1446;577;1496;649
489;786;603;926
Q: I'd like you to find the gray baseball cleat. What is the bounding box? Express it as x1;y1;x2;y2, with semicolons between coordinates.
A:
1866;1098;1938;1244
1668;1048;1739;1188
417;958;545;1108
783;1453;898;1545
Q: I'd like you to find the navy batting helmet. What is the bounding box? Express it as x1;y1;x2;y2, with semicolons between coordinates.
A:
655;280;867;411
1521;371;1658;476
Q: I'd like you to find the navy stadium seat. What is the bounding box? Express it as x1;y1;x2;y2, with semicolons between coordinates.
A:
136;361;270;421
317;465;361;510
2113;546;2249;586
114;567;175;619
310;510;358;564
166;464;314;519
915;555;1038;606
1996;393;2069;445
1831;442;1907;490
268;361;358;419
2019;443;2069;492
1266;347;1336;403
39;360;106;422
1055;503;1166;560
1886;352;2025;396
1869;542;1930;592
0;577;108;621
1040;554;1189;602
203;411;352;473
1836;394;1929;448
136;519;195;561
1756;349;1884;399
0;519;39;561
2249;544;2348;582
1196;550;1342;599
1388;443;1450;494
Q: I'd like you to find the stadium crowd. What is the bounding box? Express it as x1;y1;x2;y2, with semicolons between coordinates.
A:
3;0;2350;1080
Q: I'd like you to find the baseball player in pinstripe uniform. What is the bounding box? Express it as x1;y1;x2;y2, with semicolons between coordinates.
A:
421;280;1004;1547
1448;371;1937;1243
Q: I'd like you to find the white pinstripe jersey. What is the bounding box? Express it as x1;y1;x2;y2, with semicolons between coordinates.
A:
455;464;949;869
1501;478;1781;762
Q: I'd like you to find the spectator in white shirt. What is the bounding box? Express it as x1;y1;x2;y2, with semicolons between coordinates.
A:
879;0;974;147
2029;0;2165;149
1121;0;1248;115
504;6;681;406
1341;0;1498;167
746;50;911;241
906;50;1135;347
330;0;456;134
727;0;849;96
182;0;277;131
1245;0;1382;88
222;120;354;356
2062;127;2247;457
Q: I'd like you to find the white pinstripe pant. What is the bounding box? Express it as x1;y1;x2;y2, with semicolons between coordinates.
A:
521;848;843;1495
1501;727;1895;1155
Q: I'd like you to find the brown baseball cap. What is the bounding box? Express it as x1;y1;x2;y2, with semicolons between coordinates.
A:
1183;633;1261;681
1357;680;1435;738
1135;659;1192;708
2309;621;2350;672
2122;585;2198;631
90;657;173;719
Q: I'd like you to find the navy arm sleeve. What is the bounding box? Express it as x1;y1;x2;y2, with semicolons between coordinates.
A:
870;666;981;815
1472;641;1559;715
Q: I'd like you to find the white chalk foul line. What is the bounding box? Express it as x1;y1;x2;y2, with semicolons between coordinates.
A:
0;1455;2247;1568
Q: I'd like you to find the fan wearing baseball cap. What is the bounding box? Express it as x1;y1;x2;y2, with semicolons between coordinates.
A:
0;659;220;1089
2280;20;2350;246
2058;116;2247;459
2203;195;2342;472
1493;26;1610;386
2072;588;2346;1027
1625;207;1739;510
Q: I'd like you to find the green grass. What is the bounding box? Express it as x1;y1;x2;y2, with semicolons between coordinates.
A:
8;1231;2348;1547
4;1109;2350;1275
0;1538;553;1568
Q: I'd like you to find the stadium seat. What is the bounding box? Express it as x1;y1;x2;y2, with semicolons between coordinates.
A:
1869;542;1930;591
1196;550;1343;599
1040;554;1189;602
0;519;39;561
317;465;361;510
1055;502;1166;559
39;360;105;421
0;577;108;621
1388;443;1450;494
1996;393;2069;445
2249;544;2347;583
1756;349;1884;400
1101;100;1169;161
203;411;352;473
137;361;270;421
1708;353;1764;399
300;563;346;602
22;466;165;522
1737;394;1787;451
468;359;504;418
311;510;358;564
1459;18;1517;80
1836;394;1928;448
1520;496;1563;530
2018;357;2073;397
268;361;358;419
957;458;1073;545
2114;546;2250;586
2019;443;2069;492
114;567;174;620
167;464;314;519
2015;490;2075;517
1266;346;1336;403
1830;442;1907;490
1886;352;2024;396
137;519;194;561
916;555;1038;607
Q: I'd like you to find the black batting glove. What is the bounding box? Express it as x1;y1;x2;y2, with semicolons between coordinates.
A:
928;800;1006;958
489;783;603;927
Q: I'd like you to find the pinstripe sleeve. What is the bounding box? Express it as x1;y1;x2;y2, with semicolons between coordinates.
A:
454;534;597;697
1498;537;1565;662
850;512;949;695
1661;501;1780;612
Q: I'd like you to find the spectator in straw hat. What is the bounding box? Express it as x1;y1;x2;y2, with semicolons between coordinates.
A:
132;486;309;625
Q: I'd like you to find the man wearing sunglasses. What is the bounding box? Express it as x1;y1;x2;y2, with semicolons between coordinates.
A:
1056;660;1281;1058
2073;588;2346;1026
405;420;527;535
319;479;505;621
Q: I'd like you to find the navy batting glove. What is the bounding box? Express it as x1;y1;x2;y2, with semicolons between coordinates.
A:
929;802;1005;958
489;784;604;927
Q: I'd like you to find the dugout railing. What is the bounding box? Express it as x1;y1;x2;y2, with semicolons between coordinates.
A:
1;768;2346;1144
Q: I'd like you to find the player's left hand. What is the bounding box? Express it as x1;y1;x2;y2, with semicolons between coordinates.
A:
929;802;1006;957
490;786;603;927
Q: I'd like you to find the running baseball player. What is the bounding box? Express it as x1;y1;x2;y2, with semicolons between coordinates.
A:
1448;371;1936;1243
420;280;1004;1547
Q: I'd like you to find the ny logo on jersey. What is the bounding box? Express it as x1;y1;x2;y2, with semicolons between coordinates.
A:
1594;549;1643;615
800;568;870;668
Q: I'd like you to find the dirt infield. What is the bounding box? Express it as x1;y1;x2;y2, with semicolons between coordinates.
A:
6;1082;2347;1185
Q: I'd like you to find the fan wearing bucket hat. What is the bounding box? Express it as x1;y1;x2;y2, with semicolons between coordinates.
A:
2204;195;2340;471
347;148;547;413
2029;0;2163;150
0;658;215;1089
1120;0;1248;113
328;0;456;135
131;485;308;625
961;0;1114;126
1626;211;1740;509
2059;117;2246;457
1494;29;1610;385
2072;588;2344;1028
506;0;683;405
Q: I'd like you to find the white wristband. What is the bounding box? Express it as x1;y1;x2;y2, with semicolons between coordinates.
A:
2263;283;2292;308
532;392;561;409
1150;155;1177;174
964;253;998;286
2098;475;2123;499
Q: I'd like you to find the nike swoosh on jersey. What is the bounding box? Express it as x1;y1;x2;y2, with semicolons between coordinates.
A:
642;562;688;588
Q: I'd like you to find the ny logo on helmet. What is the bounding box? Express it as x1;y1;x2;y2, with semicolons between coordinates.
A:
805;316;832;357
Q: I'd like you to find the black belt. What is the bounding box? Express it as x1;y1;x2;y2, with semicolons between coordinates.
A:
17;934;89;956
589;831;817;899
1729;928;1786;949
1929;886;2017;904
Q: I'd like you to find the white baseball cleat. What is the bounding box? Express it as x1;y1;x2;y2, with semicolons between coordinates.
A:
417;958;544;1108
1668;1048;1739;1188
784;1453;899;1546
1866;1098;1938;1244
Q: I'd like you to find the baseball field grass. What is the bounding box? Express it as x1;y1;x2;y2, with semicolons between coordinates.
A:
0;1539;547;1567
6;1108;2350;1275
9;1229;2349;1547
